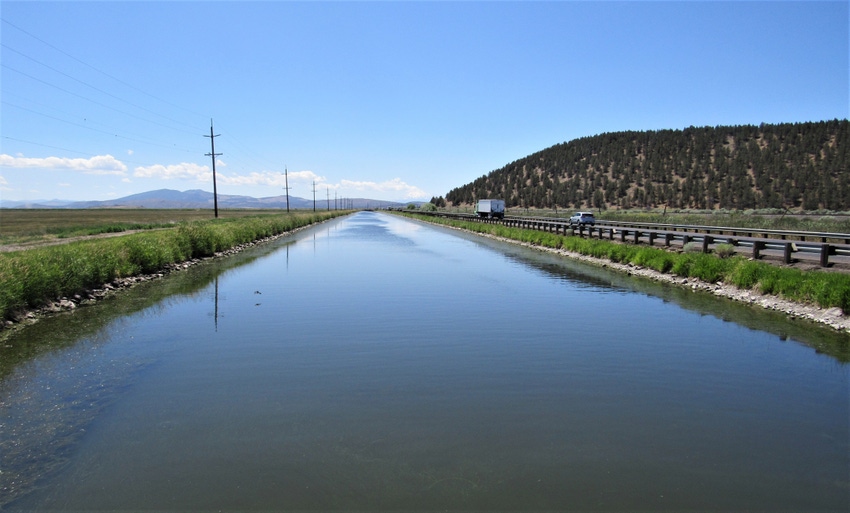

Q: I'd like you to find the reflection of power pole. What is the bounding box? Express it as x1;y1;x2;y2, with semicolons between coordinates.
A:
204;119;222;218
214;275;219;331
282;166;291;212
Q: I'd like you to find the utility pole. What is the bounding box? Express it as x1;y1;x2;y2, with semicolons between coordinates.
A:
204;119;222;218
282;166;291;212
326;187;330;211
312;180;317;212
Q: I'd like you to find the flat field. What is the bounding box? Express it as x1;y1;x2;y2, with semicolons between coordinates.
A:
0;209;300;248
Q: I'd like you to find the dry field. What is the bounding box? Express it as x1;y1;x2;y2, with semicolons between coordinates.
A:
0;208;294;250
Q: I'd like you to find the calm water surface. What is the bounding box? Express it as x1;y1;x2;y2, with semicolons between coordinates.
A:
2;211;848;511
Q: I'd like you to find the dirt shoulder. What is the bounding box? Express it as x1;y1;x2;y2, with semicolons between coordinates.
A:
0;230;157;253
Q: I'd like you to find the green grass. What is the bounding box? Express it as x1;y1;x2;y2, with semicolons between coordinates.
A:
0;212;343;321
0;208;319;245
403;212;850;314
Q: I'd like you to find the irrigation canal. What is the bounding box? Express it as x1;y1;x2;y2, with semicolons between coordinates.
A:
1;211;848;510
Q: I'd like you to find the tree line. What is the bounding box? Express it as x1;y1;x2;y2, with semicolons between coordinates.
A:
445;119;849;211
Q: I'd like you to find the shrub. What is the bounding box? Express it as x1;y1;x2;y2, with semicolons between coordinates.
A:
683;241;703;253
671;254;694;277
728;260;765;289
714;243;737;258
634;248;675;273
689;253;730;283
606;244;633;263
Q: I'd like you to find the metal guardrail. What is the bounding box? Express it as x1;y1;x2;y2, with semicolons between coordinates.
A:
415;211;850;267
498;215;850;244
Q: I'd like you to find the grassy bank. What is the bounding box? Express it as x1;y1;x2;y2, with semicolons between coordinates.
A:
403;213;850;313
0;212;344;322
0;208;309;246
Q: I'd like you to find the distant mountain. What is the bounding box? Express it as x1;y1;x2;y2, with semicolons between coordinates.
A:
0;189;407;210
446;119;849;211
0;199;75;208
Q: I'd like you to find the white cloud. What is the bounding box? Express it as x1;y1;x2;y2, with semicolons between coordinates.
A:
219;171;280;187
289;170;324;183
133;162;210;181
0;154;128;175
126;160;424;200
131;161;328;191
218;169;326;187
339;178;427;199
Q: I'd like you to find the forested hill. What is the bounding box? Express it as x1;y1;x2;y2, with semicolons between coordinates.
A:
445;120;849;211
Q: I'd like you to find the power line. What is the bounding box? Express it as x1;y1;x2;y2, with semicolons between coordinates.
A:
0;135;193;170
1;18;207;120
2;63;202;137
2;43;201;134
2;19;215;170
1;136;94;157
1;18;301;191
220;130;281;173
2;100;197;153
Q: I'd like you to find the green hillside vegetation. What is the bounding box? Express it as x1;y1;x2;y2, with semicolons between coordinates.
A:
446;120;849;211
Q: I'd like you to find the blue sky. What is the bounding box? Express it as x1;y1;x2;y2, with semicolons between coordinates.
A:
1;1;847;203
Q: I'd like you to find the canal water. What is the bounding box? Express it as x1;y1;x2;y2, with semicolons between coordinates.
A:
1;211;848;510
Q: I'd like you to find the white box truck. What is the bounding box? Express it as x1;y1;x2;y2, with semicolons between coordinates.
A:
475;199;505;219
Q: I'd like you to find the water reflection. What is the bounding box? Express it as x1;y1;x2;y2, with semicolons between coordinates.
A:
413;216;850;361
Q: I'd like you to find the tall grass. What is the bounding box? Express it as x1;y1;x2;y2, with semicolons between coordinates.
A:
0;212;341;321
404;213;850;313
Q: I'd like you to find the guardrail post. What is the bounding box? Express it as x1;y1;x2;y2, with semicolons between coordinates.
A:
665;233;673;246
753;240;764;260
783;242;793;264
633;230;640;244
682;234;691;247
620;229;627;243
820;244;831;267
609;229;615;240
648;232;656;246
702;235;712;253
